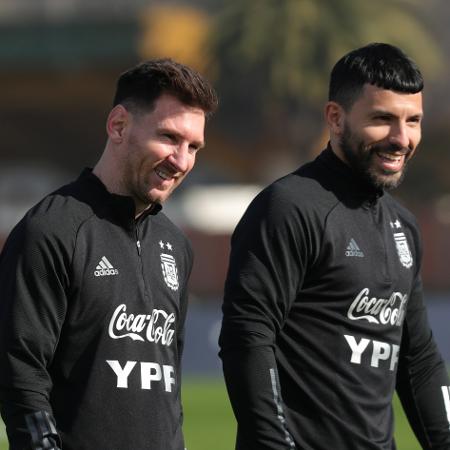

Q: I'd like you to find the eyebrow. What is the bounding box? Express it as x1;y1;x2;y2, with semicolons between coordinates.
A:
158;127;205;149
370;109;424;120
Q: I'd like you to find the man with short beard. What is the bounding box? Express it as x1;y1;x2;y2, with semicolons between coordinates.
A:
220;43;450;450
0;59;217;450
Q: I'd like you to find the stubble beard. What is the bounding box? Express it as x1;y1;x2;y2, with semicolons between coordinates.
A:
119;147;154;212
339;123;409;191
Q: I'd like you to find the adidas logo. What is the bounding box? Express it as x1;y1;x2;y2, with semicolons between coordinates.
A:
94;256;119;277
345;238;364;258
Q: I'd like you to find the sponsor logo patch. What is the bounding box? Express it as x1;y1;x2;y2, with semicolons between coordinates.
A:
94;256;119;277
345;238;364;257
347;287;408;327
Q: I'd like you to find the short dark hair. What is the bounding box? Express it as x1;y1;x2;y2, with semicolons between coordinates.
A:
328;43;423;110
113;58;218;118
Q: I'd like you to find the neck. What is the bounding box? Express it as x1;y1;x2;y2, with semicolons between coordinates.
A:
93;144;125;196
329;138;349;166
93;150;155;219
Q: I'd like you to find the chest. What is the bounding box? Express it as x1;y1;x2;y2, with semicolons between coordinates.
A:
306;202;415;290
295;202;417;341
67;221;187;340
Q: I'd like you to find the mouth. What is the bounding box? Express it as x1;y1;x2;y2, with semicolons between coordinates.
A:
374;150;408;173
155;167;175;181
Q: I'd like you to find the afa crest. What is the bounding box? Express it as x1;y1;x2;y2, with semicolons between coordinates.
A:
160;253;179;291
393;232;413;269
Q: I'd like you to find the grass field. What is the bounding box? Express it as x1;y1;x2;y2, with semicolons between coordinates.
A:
0;378;421;450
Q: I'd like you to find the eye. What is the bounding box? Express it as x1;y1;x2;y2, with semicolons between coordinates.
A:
408;115;422;124
162;133;177;142
373;114;392;122
188;144;200;154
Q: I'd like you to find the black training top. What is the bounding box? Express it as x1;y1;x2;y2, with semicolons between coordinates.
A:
220;147;450;450
0;169;192;450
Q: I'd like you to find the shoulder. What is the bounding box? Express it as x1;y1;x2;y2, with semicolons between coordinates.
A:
241;163;339;228
229;167;338;258
5;181;96;254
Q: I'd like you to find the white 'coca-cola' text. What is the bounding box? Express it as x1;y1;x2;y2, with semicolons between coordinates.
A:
108;304;175;346
347;288;408;326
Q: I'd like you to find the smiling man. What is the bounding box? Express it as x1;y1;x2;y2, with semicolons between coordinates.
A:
0;59;217;450
328;67;423;191
220;43;450;450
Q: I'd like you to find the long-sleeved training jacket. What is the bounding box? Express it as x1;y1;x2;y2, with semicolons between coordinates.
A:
220;146;450;450
0;169;192;450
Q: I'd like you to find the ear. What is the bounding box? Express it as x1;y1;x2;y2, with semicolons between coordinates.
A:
106;105;129;143
324;101;345;136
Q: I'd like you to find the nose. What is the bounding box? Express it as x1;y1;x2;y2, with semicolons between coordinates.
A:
389;122;410;149
168;144;190;173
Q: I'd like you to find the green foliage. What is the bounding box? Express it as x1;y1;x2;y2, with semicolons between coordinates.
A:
212;0;441;109
210;0;443;159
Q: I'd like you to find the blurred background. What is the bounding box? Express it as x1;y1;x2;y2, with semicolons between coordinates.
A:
1;0;450;448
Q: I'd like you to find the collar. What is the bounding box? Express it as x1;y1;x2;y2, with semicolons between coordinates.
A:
73;168;162;230
316;144;384;206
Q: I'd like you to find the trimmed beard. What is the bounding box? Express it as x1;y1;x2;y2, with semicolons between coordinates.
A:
339;122;409;191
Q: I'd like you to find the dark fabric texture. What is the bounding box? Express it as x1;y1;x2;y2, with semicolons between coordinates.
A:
0;169;192;450
220;147;450;450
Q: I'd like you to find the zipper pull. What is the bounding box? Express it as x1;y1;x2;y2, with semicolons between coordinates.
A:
136;240;141;255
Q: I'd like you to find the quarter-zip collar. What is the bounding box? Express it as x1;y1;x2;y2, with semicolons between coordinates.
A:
72;168;162;231
317;144;383;207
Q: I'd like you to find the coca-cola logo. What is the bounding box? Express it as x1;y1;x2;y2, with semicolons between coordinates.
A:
108;304;175;346
347;288;408;326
